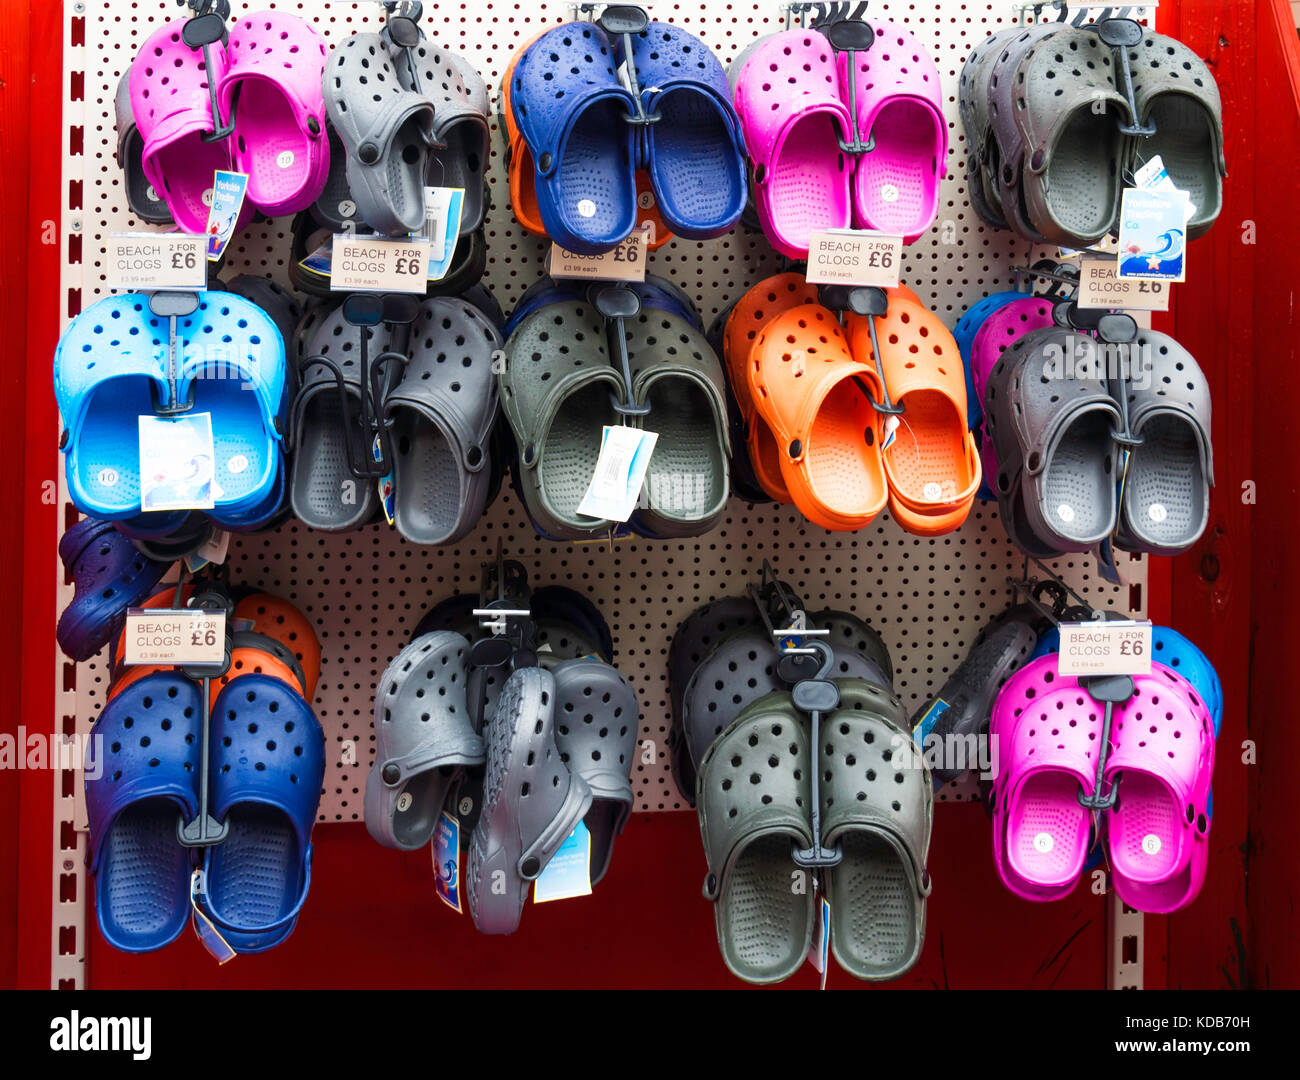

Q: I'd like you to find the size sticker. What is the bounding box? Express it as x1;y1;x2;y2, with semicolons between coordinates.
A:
330;235;431;293
107;233;207;291
1056;620;1153;677
549;226;648;283
122;608;226;666
805;229;903;288
1077;253;1171;311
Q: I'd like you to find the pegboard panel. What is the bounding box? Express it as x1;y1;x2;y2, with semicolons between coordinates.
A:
63;0;1147;829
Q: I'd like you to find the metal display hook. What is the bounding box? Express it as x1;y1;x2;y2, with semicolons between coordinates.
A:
589;284;652;418
746;559;829;684
817;285;905;416
1011;257;1081;300
468;543;536;729
300;293;420;479
785;639;843;868
178;0;236;143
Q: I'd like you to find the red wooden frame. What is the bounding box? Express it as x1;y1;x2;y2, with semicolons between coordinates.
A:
7;0;1295;990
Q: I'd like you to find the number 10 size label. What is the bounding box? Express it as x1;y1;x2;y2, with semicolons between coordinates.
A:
122;609;226;666
331;235;431;293
805;229;904;288
108;233;207;291
1056;620;1153;677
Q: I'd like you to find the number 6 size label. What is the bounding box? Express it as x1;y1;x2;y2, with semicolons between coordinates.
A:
122;609;227;666
1056;620;1153;677
331;235;431;293
805;229;904;288
108;233;208;291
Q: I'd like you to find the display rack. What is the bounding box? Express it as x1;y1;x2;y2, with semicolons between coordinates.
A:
48;0;1153;989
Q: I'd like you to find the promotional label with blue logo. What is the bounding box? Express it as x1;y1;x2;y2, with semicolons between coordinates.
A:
532;822;593;904
1118;157;1191;283
138;413;216;512
205;170;249;261
433;812;462;914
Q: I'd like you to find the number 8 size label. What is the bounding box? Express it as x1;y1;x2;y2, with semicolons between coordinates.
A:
1056;621;1154;677
331;235;431;293
108;233;208;291
122;609;227;666
805;229;904;288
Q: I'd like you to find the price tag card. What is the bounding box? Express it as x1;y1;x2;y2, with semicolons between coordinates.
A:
205;170;249;261
576;424;658;523
805;229;903;288
330;235;431;293
122;608;227;666
548;226;648;282
1077;254;1171;311
1117;188;1188;283
138;413;216;512
107;233;207;291
1056;620;1153;677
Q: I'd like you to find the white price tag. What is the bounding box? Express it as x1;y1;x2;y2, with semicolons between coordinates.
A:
122;609;226;666
805;229;903;288
1077;254;1171;311
549;226;649;282
576;424;658;523
330;235;431;293
107;233;207;291
1056;620;1153;677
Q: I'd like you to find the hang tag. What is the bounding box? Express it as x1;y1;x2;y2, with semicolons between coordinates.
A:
138;413;216;512
533;822;593;904
1117;188;1188;283
190;870;237;964
184;529;231;574
549;226;649;282
1056;620;1153;677
805;229;903;288
911;697;950;746
1134;153;1196;217
205;170;249;261
1077;253;1170;311
330;235;431;293
432;812;463;914
881;414;900;452
122;608;226;666
418;186;459;262
377;470;396;527
576;425;659;523
107;232;207;291
805;892;831;989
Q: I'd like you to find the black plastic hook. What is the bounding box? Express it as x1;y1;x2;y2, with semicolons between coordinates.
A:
176;582;233;848
148;291;200;416
817;285;905;416
787;639;844;868
823;18;877;154
1098;18;1157;137
180;1;236;143
1075;673;1133;810
597;5;661;127
589;284;652;417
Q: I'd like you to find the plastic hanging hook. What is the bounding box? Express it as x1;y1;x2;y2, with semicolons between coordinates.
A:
816;285;905;416
822;18;877;154
786;639;844;868
180;0;236;143
589;284;652;417
176;583;234;848
596;5;661;127
148;291;200;415
1098;18;1157;137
